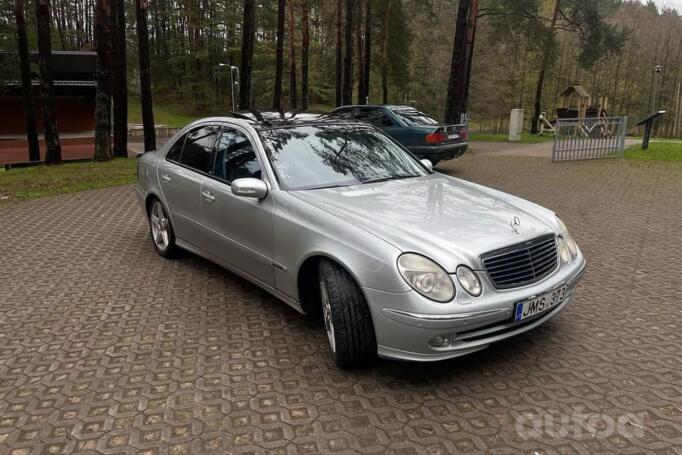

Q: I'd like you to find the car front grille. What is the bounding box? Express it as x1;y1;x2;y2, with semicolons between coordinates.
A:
481;234;558;289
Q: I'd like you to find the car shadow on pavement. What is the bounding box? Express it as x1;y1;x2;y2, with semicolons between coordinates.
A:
174;243;561;386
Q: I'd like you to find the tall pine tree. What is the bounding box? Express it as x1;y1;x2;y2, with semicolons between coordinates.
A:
135;0;156;152
14;0;40;162
239;0;256;110
35;0;62;164
94;0;112;161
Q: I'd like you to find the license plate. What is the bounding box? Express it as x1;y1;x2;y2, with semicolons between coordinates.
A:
514;285;567;322
448;133;459;140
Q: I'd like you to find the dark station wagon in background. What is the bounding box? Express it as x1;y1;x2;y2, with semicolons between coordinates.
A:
329;105;468;166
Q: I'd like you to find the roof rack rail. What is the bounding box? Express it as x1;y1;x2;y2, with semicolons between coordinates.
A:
228;110;272;126
248;109;271;126
228;111;253;121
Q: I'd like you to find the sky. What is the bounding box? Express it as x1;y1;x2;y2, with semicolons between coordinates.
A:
653;0;682;11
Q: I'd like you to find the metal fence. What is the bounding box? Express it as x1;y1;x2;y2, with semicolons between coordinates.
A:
552;117;627;161
128;125;180;139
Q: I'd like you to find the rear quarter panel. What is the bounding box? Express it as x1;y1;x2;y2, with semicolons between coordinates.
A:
135;151;163;210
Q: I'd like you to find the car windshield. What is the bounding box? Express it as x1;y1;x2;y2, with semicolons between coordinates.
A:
259;125;428;190
392;109;440;126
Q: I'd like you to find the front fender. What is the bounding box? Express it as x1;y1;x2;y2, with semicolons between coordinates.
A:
272;192;410;302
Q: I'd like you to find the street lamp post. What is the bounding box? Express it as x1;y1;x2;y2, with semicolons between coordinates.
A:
650;65;664;113
218;63;240;112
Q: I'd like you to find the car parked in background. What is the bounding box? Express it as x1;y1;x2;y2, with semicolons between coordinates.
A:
135;113;585;369
329;105;468;165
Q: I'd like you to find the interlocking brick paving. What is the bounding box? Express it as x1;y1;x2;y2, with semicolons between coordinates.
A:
1;154;681;454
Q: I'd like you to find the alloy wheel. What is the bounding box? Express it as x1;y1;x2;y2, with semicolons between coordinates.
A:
150;202;170;251
319;279;336;353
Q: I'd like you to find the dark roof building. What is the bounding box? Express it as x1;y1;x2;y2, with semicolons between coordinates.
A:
0;51;97;135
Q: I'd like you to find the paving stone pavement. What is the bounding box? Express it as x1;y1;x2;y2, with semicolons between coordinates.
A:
1;154;682;454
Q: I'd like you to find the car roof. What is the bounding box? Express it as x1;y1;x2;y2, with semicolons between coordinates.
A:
190;111;371;132
331;104;421;112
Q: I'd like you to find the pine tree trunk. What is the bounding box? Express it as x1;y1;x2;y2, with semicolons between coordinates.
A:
55;0;67;50
287;0;297;110
356;0;364;105
35;0;62;164
531;0;561;134
363;0;372;103
239;0;256;110
14;0;40;162
112;0;128;158
381;0;389;104
335;0;343;106
136;0;156;152
273;0;285;111
301;0;310;111
443;0;478;124
94;0;112;161
342;0;353;105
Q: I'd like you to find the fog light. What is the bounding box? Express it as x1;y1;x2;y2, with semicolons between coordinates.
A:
429;335;450;347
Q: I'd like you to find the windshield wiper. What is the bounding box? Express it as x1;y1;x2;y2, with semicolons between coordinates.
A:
362;174;420;185
306;182;356;190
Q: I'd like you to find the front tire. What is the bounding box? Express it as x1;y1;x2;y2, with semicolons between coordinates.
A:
318;260;377;368
148;198;177;258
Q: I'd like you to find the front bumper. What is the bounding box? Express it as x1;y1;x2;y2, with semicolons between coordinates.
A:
364;258;586;362
408;142;468;162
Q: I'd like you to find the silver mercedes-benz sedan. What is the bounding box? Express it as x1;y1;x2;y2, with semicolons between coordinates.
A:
135;114;586;368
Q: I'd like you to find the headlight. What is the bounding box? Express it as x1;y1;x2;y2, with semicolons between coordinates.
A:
456;266;482;297
557;237;571;264
397;253;455;302
556;217;578;259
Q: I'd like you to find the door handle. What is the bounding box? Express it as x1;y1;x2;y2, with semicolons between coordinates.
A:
160;173;171;183
201;190;215;202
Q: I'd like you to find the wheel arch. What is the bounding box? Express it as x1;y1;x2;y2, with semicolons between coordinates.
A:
296;253;371;319
144;191;166;215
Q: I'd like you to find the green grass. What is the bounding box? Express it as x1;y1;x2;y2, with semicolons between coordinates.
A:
624;141;682;162
128;97;221;128
127;98;336;128
0;158;137;201
468;132;555;144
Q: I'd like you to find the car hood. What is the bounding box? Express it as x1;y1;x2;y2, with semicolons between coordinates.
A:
291;174;557;272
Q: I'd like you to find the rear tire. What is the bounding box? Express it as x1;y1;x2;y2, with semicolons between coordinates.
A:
318;259;377;368
148;198;178;258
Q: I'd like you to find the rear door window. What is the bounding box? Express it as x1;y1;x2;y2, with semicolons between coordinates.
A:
354;108;395;127
332;108;354;120
392;109;440;126
166;133;187;162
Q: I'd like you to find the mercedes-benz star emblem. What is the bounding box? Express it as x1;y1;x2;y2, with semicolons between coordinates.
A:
510;216;521;234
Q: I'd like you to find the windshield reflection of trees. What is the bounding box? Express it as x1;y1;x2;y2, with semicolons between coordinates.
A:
260;125;423;187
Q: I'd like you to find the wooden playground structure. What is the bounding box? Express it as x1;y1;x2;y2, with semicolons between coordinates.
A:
538;85;612;136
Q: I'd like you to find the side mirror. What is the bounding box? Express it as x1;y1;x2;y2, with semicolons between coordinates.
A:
231;178;268;199
420;159;434;172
